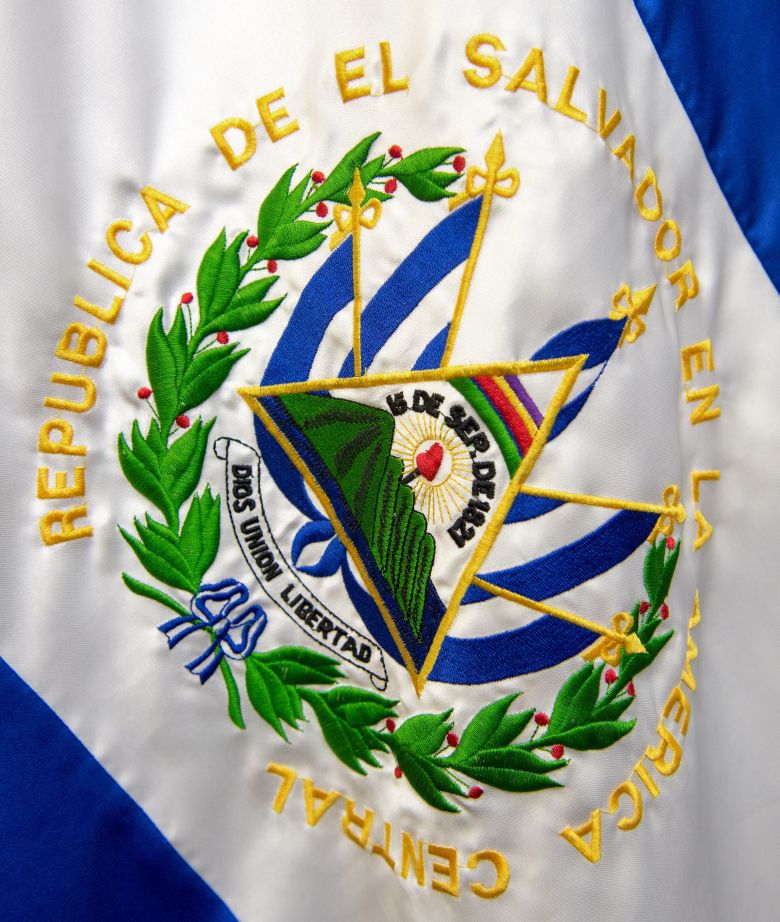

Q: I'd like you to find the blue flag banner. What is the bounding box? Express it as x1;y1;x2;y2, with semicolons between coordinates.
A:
0;659;234;922
634;0;780;290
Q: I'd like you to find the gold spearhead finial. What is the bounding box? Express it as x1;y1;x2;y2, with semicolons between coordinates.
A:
484;131;506;173
610;283;658;347
448;130;519;212
348;168;366;208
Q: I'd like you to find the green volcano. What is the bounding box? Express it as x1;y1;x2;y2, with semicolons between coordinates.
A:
277;392;435;640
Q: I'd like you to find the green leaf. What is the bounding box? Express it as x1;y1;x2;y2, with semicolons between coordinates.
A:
146;308;180;432
179;488;221;585
547;663;602;734
142;513;181;546
425;170;462;190
454;693;524;759
361;155;385;186
444;745;566;792
298;688;377;774
230;275;279;308
204;296;285;337
489;708;535;748
592;695;635;723
322;686;398;728
643;540;664;602
393;710;453;756
145;421;166;459
266;649;342;682
365;189;393;203
167;308;189;388
277;220;330;244
393;745;464;813
132;517;195;585
540;719;636;751
197;229;227;319
117;432;175;524
315;132;380;204
316;687;396;740
388;147;463;176
119;526;196;593
196;230;246;326
179;345;249;411
281;170;312;221
271;234;326;261
257;164;297;245
464;745;564;774
245;656;299;740
130;421;162;478
121;572;189;618
259;645;343;676
268;219;330;261
219;659;246;730
654;541;680;608
451;763;563;793
159;418;215;512
394;171;459;202
264;659;341;687
258;647;343;686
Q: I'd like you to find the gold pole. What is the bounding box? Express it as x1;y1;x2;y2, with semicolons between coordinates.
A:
349;169;366;377
440;132;519;367
473;577;646;653
519;483;686;521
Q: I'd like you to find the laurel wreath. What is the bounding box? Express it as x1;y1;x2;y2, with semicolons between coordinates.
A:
117;132;678;813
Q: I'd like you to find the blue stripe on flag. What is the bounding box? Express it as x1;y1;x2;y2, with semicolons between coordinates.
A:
634;0;780;291
0;658;235;922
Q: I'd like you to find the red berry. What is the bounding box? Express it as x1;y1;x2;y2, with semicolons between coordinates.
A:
468;786;484;799
384;178;398;194
639;601;650;614
315;201;328;218
311;170;325;184
660;603;670;620
180;292;193;304
175;414;190;429
136;386;152;400
388;144;403;159
385;718;396;733
534;711;550;727
216;331;229;345
453;154;466;173
394;766;403;779
267;260;278;273
666;536;676;550
551;744;565;760
627;682;636;697
605;668;618;684
446;732;459;748
246;235;259;248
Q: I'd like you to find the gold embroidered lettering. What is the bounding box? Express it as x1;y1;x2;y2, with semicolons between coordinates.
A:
257;87;300;142
505;48;547;102
210;117;257;170
467;849;510;899
463;34;506;88
55;323;106;368
428;843;459;897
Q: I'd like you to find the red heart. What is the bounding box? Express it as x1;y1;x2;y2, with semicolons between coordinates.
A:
416;442;444;481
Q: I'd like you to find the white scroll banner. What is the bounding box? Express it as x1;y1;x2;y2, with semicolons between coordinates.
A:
214;437;388;690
